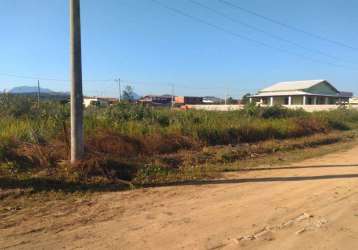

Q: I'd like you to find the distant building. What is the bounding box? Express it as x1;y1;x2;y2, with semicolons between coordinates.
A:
175;96;203;105
203;96;224;104
138;95;173;106
84;97;117;107
251;80;352;106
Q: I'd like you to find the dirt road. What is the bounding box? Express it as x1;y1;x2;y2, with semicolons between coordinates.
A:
2;145;358;250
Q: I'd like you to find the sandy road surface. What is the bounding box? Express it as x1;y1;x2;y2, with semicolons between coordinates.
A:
2;146;358;250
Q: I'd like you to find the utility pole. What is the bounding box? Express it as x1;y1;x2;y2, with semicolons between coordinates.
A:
171;83;175;109
224;88;228;105
116;78;121;102
37;80;41;108
70;0;84;163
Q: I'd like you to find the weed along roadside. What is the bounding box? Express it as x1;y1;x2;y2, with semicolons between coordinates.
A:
1;95;358;191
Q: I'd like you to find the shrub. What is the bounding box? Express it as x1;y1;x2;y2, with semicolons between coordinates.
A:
73;157;137;182
261;105;289;119
242;102;260;117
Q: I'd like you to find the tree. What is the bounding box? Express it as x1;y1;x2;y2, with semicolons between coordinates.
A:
226;97;238;104
122;85;135;101
241;93;251;104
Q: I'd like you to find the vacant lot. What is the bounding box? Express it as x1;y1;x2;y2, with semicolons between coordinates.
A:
2;143;358;249
2;95;358;186
2;96;358;249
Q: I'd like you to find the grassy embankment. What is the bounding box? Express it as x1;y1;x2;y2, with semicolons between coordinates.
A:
1;94;358;192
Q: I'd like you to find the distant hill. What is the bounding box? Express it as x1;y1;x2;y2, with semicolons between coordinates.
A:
7;86;69;101
10;86;57;94
9;86;69;96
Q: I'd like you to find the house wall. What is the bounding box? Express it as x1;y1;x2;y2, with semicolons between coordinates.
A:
176;96;203;104
184;96;203;104
175;96;185;104
292;96;303;105
187;105;243;111
306;82;338;95
273;96;286;105
284;105;355;112
83;98;109;107
253;95;345;106
261;97;269;105
84;98;97;107
267;96;303;105
185;104;358;112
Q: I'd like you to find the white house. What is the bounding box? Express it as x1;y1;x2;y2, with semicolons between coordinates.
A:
251;80;352;106
83;97;117;107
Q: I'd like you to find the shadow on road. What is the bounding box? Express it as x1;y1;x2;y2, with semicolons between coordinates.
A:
158;174;358;187
0;177;126;194
2;164;358;193
229;164;358;172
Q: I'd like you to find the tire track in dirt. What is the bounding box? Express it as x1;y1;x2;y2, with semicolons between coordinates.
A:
2;146;358;249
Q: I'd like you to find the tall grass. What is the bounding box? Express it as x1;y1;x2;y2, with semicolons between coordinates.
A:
0;95;355;146
1;94;358;183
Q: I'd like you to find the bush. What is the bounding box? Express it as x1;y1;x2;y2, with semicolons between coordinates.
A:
261;105;289;119
242;102;259;117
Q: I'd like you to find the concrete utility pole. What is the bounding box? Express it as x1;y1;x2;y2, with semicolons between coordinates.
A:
70;0;84;163
116;78;121;102
37;80;41;108
224;88;228;105
171;83;175;109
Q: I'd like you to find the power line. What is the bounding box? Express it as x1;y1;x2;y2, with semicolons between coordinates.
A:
0;73;113;82
189;0;356;65
2;78;254;94
0;74;177;89
118;78;253;91
0;78;250;91
151;0;358;71
218;0;358;51
0;73;68;82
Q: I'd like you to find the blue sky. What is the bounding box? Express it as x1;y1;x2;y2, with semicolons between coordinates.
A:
1;0;358;98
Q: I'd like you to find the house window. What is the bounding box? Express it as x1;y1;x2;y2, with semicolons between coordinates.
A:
328;98;335;105
317;97;325;104
306;97;313;105
284;97;289;105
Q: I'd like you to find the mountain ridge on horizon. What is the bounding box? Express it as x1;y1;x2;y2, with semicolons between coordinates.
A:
8;86;69;95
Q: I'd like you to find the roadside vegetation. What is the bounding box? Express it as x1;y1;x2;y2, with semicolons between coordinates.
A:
1;94;358;191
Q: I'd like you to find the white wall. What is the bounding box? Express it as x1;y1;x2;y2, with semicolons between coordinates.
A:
186;105;244;111
186;104;358;112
